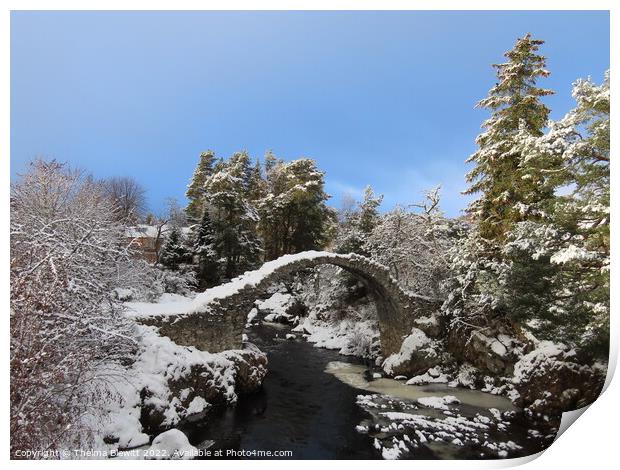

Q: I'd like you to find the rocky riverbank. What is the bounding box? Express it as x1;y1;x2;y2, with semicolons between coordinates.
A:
274;266;606;423
96;322;268;454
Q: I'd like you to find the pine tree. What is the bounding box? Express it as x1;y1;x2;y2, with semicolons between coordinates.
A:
465;34;555;246
204;159;261;279
264;150;280;176
258;158;335;260
247;158;266;202
228;151;253;191
335;185;383;256
503;72;610;356
186;151;217;220
358;185;383;235
444;34;557;330
192;209;219;288
159;226;191;270
557;72;610;356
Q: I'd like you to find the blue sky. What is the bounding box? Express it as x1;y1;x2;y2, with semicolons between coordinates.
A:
11;11;609;217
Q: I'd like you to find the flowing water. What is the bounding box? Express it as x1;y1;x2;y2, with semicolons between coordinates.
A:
183;322;554;460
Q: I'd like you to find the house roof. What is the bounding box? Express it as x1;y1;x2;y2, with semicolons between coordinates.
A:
125;224;191;238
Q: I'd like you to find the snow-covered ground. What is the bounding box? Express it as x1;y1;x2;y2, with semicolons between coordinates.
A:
94;322;237;449
88;293;267;459
289;265;381;359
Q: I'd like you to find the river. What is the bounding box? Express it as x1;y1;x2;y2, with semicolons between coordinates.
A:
182;322;554;460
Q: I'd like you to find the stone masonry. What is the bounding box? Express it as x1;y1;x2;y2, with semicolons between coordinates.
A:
137;252;441;356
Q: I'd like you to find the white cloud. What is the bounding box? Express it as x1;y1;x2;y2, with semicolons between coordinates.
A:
326;180;365;200
326;159;473;218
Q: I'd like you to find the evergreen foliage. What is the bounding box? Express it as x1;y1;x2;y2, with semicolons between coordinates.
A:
501;73;610;357
159;226;192;271
445;33;609;360
258;158;335;260
465;34;556;245
202;158;262;279
185;151;217;220
191;209;220;288
335;185;383;256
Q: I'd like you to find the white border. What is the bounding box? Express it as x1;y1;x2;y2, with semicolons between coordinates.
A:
2;2;617;469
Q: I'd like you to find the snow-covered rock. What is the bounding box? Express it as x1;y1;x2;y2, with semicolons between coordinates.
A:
97;321;267;451
102;415;150;449
406;367;449;386
413;313;443;338
256;292;299;324
145;429;197;460
382;328;441;377
511;341;605;414
417;395;460;410
446;322;523;377
256;292;293;313
246;308;258;327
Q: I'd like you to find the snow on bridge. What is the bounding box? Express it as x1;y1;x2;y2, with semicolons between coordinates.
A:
132;251;440;356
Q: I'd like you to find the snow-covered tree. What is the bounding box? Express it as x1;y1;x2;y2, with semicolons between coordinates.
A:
228;151;254;191
258;158;335;260
204;161;262;279
185;150;217;220
159;226;192;271
247;158;267;202
359;185;383;234
264;150;280;176
103;176;147;223
190;209;219;288
465;34;555;246
501;72;610;357
10;160;136;455
335;185;383;256
365;189;456;299
444;34;558;333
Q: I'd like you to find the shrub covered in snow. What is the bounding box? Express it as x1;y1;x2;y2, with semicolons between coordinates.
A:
10;160;138;455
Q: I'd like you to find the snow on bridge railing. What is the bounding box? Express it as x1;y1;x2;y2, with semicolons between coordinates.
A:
125;251;439;320
126;251;350;319
190;250;348;313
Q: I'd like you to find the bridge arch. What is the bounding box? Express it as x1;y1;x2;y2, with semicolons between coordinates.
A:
137;252;439;356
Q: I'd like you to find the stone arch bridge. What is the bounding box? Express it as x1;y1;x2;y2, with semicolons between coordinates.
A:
137;251;440;356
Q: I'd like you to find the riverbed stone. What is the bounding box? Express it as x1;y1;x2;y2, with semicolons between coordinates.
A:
382;328;446;377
